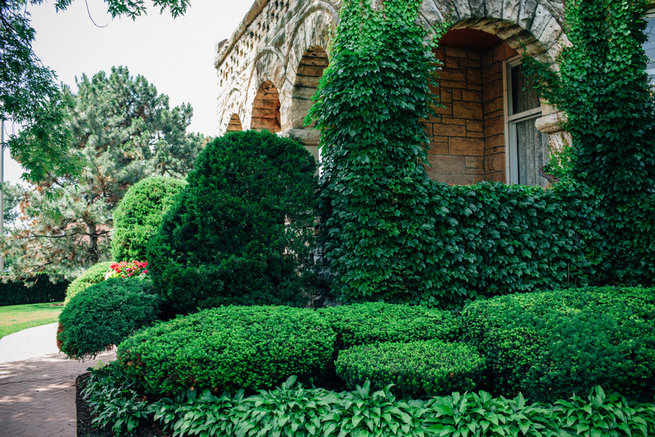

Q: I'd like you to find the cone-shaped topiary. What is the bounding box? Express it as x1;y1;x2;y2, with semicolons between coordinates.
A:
147;130;318;314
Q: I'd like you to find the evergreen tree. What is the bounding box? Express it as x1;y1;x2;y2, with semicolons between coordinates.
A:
0;0;190;181
4;66;203;280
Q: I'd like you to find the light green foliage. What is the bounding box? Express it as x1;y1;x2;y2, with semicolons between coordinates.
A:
336;340;486;398
523;0;655;203
58;278;159;359
147;131;317;314
111;176;185;262
117;305;336;396
64;261;113;304
1;0;190;182
84;367;655;436
308;0;445;303
319;302;461;349
462;286;655;401
6;67;203;281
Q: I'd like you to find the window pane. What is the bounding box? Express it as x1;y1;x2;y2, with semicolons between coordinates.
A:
516;118;549;187
645;16;655;88
511;64;540;114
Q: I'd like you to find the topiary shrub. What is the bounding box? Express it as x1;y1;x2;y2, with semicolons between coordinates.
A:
117;305;336;396
336;340;485;397
64;261;113;304
58;278;160;359
147;130;318;314
319;302;461;350
111;176;185;262
462;286;655;401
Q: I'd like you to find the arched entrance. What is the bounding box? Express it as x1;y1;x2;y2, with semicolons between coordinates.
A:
226;114;243;132
251;81;281;133
426;25;552;187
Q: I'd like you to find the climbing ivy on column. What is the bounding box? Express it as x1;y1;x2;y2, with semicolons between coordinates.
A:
308;0;446;303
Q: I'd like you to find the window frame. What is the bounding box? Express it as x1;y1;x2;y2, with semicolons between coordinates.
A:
503;57;546;185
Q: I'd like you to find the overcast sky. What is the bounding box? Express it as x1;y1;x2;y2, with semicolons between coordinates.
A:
4;0;253;185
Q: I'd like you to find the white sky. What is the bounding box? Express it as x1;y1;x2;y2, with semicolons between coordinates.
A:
3;0;254;185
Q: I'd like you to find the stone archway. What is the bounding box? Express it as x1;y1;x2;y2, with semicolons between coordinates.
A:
290;45;329;129
226;114;243;132
251;80;282;133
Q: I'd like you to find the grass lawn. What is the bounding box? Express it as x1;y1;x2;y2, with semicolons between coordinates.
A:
0;302;64;339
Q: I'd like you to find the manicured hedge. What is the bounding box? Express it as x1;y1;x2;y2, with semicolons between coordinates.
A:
0;276;68;305
117;305;336;396
462;286;655;401
64;261;113;304
336;340;485;397
111;176;185;262
58;278;159;359
318;302;460;350
84;365;655;437
147;131;318;314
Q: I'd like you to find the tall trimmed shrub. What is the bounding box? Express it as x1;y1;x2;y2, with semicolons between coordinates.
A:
308;0;445;303
111;176;185;262
147;131;318;314
64;261;113;304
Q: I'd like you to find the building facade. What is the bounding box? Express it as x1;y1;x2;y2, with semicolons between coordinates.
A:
214;0;655;186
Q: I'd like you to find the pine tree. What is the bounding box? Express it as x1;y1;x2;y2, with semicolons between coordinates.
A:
4;66;203;280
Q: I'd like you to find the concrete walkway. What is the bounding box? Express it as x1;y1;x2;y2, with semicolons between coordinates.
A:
0;323;116;437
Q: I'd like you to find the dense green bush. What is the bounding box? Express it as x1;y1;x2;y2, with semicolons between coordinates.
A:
0;276;68;305
85;365;655;436
462;286;655;401
58;278;159;359
319;302;460;349
111;176;185;262
64;261;113;304
421;181;605;306
336;340;485;397
117;305;336;396
147;130;318;314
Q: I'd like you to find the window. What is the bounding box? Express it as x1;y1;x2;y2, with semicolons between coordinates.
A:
645;13;655;89
505;59;549;187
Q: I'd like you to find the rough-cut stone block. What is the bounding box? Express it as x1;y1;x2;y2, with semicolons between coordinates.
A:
485;152;507;173
429;140;449;155
452;173;483;185
466;119;483;132
453;101;483;119
435;123;467;137
433;154;467;173
449;137;484;155
462;89;482;102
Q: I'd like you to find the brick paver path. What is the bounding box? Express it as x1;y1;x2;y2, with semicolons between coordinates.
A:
0;324;116;437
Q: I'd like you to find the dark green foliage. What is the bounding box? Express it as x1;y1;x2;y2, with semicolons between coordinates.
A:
336;340;485;398
58;278;159;359
523;0;655;203
308;0;446;303
111;176;185;262
85;366;655;437
64;261;113;305
117;305;336;396
422;181;605;306
319;302;460;349
462;287;655;401
0;276;68;306
148;130;318;314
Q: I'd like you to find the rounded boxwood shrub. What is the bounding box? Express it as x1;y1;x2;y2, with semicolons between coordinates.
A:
462;286;655;401
319;302;461;350
111;176;185;262
117;305;336;396
147;131;318;314
58;278;160;359
64;261;113;304
335;340;485;398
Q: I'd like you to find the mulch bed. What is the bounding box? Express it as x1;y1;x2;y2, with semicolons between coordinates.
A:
76;373;170;437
